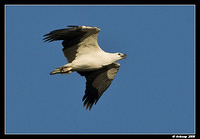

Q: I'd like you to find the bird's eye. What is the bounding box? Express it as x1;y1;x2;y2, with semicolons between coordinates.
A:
118;53;121;55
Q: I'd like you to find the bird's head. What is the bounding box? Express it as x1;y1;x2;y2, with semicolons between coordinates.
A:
115;53;127;61
117;53;127;59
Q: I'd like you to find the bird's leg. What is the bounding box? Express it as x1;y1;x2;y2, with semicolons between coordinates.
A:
60;66;72;75
50;64;72;75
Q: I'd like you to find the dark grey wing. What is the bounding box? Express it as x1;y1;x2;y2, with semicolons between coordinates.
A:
43;26;87;48
43;26;101;63
78;62;120;110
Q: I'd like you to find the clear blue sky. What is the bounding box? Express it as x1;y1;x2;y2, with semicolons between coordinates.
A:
5;5;195;134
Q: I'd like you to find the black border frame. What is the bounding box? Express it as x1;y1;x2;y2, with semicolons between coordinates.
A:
1;0;199;137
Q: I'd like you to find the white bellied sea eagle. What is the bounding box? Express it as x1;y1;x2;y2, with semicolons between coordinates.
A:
43;25;126;110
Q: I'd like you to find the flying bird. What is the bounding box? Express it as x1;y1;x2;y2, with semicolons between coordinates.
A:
43;25;126;110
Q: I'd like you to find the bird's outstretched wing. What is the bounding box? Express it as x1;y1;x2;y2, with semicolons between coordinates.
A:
78;62;120;110
43;26;102;63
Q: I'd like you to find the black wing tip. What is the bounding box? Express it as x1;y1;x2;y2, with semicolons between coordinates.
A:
67;25;79;28
43;25;99;43
83;102;93;111
43;32;55;42
43;35;53;42
43;26;83;43
83;101;98;110
82;93;99;110
43;29;67;42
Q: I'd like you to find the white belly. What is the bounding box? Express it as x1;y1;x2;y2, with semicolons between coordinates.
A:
71;54;112;71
